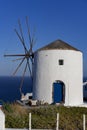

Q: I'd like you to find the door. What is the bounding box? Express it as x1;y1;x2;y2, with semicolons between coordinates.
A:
53;82;63;103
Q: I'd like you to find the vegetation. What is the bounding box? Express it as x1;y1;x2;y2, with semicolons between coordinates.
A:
2;102;87;129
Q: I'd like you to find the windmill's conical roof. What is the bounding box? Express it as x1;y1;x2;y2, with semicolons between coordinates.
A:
37;39;80;51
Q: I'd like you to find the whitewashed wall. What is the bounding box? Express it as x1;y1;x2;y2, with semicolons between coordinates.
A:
33;50;83;106
0;109;5;130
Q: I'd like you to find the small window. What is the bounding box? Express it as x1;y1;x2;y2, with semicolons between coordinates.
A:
59;59;64;65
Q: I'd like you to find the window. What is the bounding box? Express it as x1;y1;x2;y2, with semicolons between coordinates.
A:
59;59;64;65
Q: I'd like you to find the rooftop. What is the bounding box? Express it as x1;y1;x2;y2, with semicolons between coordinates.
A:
37;39;80;51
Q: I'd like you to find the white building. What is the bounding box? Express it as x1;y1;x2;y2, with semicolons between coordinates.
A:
33;39;83;106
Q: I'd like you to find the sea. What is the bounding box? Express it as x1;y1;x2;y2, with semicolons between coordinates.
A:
0;76;87;103
0;76;32;103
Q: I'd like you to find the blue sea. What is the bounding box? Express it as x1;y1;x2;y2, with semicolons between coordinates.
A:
0;76;32;102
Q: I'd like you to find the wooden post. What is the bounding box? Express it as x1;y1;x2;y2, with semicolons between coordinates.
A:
83;114;86;130
56;113;59;130
29;113;31;130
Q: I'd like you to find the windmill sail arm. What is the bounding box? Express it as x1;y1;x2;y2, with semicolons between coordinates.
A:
4;54;26;57
20;62;27;94
14;29;28;52
13;57;25;76
26;16;32;48
4;53;33;57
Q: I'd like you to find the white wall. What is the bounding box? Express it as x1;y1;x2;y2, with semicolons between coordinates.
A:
0;109;5;130
33;50;83;106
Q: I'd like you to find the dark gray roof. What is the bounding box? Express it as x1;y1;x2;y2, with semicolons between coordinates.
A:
37;39;80;51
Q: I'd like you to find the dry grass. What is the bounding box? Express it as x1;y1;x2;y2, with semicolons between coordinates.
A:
10;103;27;115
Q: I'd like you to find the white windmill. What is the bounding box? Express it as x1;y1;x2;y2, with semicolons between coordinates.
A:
4;18;83;106
33;40;83;106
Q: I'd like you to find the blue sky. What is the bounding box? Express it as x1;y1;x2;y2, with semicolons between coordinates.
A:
0;0;87;77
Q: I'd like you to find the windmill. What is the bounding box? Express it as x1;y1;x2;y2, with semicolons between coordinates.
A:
4;17;35;96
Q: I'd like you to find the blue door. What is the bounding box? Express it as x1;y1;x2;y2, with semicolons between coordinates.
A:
53;82;63;103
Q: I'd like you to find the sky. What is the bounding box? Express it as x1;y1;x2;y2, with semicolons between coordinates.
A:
0;0;87;77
